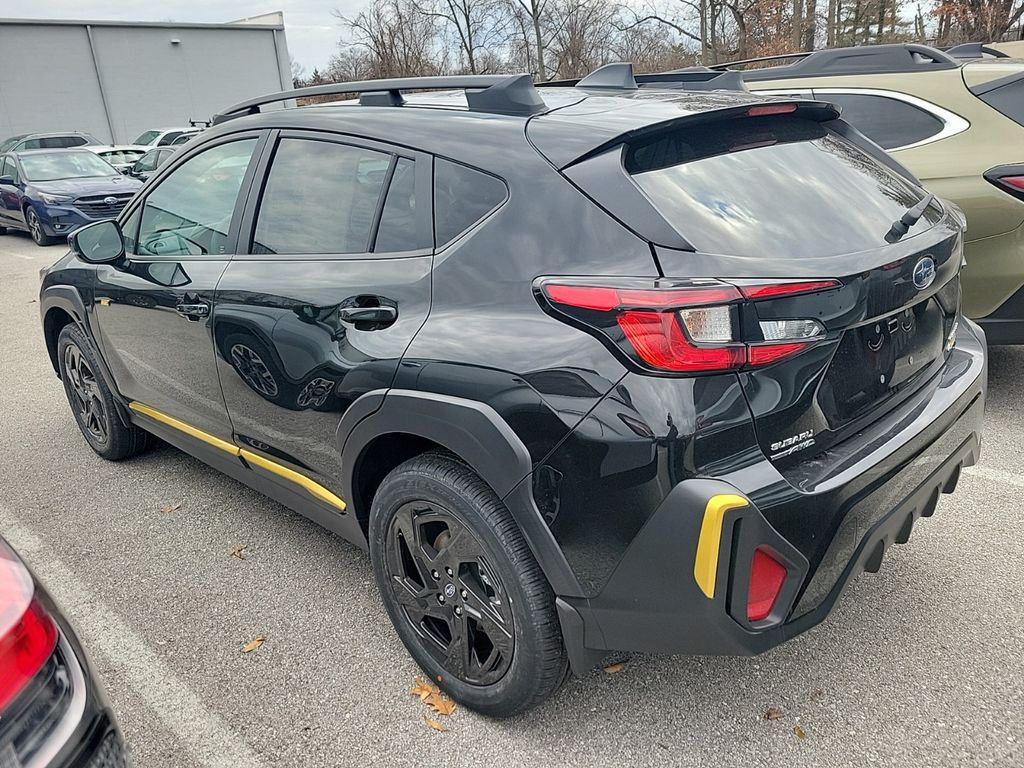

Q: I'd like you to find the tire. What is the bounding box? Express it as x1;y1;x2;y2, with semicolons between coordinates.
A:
56;325;151;460
369;451;568;717
26;207;56;246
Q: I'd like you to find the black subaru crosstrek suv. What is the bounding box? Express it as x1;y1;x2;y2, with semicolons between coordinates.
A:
38;64;986;716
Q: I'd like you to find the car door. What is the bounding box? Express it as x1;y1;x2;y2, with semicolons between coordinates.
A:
0;156;26;228
91;132;267;438
0;156;18;226
213;130;433;498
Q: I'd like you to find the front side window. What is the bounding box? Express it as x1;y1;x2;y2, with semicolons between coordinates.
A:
136;139;257;257
820;93;945;149
134;150;158;172
252;138;390;255
20;152;116;181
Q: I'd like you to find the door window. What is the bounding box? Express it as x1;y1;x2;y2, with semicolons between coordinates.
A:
135;139;257;257
251;138;391;255
134;151;158;173
158;132;183;146
373;157;421;252
0;156;14;180
818;93;945;149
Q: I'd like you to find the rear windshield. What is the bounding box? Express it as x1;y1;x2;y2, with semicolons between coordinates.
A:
627;116;938;258
132;130;160;145
973;75;1024;127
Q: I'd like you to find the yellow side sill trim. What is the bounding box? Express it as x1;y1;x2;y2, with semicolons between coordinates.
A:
239;449;346;511
127;401;346;512
693;494;749;600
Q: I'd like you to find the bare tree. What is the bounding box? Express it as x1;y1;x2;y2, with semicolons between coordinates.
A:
334;0;444;79
425;0;512;73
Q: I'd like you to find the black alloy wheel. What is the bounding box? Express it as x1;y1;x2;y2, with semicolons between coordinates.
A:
370;452;568;717
63;342;109;446
385;501;515;685
56;325;151;461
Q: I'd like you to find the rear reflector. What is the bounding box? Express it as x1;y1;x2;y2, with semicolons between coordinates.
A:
539;278;838;374
747;547;787;622
0;542;58;711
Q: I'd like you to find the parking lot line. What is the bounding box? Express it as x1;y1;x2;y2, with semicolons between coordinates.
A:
0;505;267;768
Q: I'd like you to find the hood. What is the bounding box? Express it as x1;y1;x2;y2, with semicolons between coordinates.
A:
30;175;143;197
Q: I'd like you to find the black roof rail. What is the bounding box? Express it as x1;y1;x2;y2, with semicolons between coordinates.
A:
710;43;959;82
945;42;1010;60
636;67;748;92
212;73;545;124
544;62;747;92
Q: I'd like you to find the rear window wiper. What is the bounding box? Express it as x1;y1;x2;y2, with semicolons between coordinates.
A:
885;192;935;243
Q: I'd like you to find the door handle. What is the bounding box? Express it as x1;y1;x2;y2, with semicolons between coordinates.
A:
338;306;397;326
175;302;210;320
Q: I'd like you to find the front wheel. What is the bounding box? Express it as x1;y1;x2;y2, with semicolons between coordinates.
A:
26;207;56;246
57;325;151;460
369;452;568;717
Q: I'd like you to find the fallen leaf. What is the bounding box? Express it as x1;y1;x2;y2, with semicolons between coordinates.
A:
793;724;807;739
27;299;36;304
410;676;439;701
603;662;626;674
230;545;247;560
240;636;265;653
159;503;181;514
425;692;456;716
764;707;784;721
424;716;447;733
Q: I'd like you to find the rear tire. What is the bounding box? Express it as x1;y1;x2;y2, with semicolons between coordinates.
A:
369;451;568;717
57;325;151;460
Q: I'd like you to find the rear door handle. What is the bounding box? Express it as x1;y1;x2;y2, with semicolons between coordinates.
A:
175;302;210;320
338;306;397;326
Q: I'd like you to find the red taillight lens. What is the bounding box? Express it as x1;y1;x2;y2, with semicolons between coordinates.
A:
747;547;787;622
0;543;58;711
1000;175;1024;191
539;278;836;374
747;103;798;117
617;311;745;372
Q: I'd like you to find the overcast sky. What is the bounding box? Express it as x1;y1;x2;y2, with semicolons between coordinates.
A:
9;2;360;71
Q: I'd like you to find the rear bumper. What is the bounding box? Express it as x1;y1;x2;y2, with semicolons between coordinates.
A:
557;319;986;666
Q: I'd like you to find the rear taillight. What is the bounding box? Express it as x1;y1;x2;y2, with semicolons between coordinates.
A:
538;277;838;374
0;541;58;711
984;165;1024;202
747;547;787;622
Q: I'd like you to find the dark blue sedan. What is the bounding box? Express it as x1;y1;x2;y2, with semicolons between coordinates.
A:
0;149;142;246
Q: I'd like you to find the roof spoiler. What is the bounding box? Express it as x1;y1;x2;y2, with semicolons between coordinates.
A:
707;44;959;82
945;42;1010;60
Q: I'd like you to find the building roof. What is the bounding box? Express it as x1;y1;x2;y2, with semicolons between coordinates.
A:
0;14;284;31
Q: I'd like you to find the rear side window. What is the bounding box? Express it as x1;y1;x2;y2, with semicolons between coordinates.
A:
817;93;944;149
973;76;1024;127
158;132;182;146
627;115;937;259
252;138;390;255
433;158;507;248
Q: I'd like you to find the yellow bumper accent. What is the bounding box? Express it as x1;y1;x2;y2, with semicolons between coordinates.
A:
693;494;749;599
128;401;346;512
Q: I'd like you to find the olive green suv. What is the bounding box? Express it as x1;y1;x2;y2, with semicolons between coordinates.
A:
727;44;1024;343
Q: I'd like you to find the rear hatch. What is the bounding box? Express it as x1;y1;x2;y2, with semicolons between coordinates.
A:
530;93;964;469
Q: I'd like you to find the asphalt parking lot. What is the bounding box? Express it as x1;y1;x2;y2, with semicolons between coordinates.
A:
2;230;1022;767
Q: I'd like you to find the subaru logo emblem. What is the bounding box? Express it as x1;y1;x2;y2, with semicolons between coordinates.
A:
912;257;936;290
444;584;456;598
103;196;118;205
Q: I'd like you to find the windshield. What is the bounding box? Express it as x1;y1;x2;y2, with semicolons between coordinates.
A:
100;150;144;165
21;152;117;181
132;130;160;146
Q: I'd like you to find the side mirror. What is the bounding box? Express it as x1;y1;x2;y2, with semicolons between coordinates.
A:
0;175;14;185
69;220;125;264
